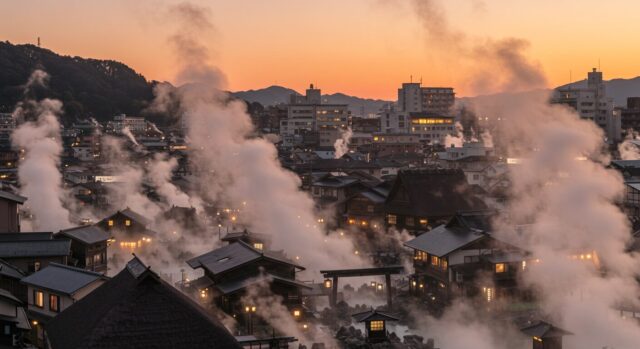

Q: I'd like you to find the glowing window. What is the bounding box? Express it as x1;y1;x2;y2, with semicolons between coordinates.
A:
34;291;44;308
370;320;384;331
414;250;427;261
495;263;506;273
419;219;428;226
253;243;263;251
431;255;440;267
125;219;131;227
108;220;114;227
49;294;60;312
387;215;397;225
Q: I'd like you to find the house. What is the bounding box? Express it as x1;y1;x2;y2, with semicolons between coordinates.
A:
56;226;111;273
45;256;242;349
97;208;155;250
384;169;487;232
351;309;399;343
21;263;108;347
520;321;572;349
343;183;391;229
186;242;310;321
221;230;270;251
0;233;70;274
0;288;30;348
404;212;528;302
0;259;27;303
0;190;26;233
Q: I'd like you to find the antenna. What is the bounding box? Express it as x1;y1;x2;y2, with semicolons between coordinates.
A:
37;37;40;47
598;58;601;71
410;75;413;83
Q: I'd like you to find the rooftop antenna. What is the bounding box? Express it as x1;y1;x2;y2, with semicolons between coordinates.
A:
420;76;423;84
598;58;601;71
410;75;413;83
37;37;40;47
569;70;572;89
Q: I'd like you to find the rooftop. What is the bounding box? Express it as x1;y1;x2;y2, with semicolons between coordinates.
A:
20;263;107;296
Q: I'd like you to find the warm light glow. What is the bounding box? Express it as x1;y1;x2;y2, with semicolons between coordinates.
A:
370;320;384;332
293;310;301;317
324;279;332;288
495;263;506;273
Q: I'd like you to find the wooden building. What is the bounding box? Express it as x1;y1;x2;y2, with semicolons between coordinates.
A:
0;190;26;233
56;226;110;273
351;309;399;343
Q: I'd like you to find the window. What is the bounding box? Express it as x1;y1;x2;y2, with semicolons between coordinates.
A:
49;294;60;312
495;263;506;273
367;205;374;213
3;325;9;335
125;219;131;227
108;219;114;227
34;290;44;308
370;320;384;332
34;262;41;272
464;255;480;264
441;259;448;270
431;255;440;267
253;243;263;251
387;215;397;225
406;217;415;227
419;218;428;226
414;250;427;261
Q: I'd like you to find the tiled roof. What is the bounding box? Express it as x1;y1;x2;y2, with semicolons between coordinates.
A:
58;226;111;245
20;263;106;296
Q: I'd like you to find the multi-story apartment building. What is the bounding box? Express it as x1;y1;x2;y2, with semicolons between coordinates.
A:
620;97;640;132
397;82;455;115
280;84;350;147
107;114;147;135
551;68;621;143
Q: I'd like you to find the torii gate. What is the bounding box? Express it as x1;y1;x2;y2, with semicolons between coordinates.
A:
319;265;404;308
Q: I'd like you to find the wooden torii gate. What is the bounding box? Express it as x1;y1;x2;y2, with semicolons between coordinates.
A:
320;265;404;308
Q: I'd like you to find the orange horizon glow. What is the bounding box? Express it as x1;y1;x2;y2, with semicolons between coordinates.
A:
1;0;639;100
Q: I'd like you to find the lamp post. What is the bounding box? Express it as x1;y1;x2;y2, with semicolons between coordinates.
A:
245;305;257;334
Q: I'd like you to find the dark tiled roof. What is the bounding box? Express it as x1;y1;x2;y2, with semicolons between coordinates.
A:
404;224;485;257
352;309;400;323
58;226;111;245
385;169;487;217
187;241;303;276
46;257;242;349
0;259;25;279
120;208;152;226
0;239;70;258
0;288;21;305
0;190;26;204
0;232;53;241
20;263;106;296
214;273;311;295
520;321;573;338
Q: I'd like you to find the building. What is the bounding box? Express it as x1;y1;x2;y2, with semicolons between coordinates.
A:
0;190;26;233
0;259;27;303
551;68;621;143
106;114;147;135
97;208;155;251
185;242;309;320
45;256;242;349
407;113;456;144
56;226;110;273
520;321;572;349
397;82;455;114
21;263;108;345
351;309;399;343
384;169;487;232
0;233;70;274
620;97;640;132
0;288;30;348
280;84;350;147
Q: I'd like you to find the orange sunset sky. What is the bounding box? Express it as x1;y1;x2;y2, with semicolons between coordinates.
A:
1;0;639;100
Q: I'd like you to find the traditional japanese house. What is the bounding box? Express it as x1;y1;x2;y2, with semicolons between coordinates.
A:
0;288;30;348
221;230;270;251
520;321;572;349
186;242;310;319
351;309;399;343
97;208;155;250
0;190;26;233
0;259;27;303
21;263;108;346
56;226;110;273
0;233;70;274
404;212;528;302
384;169;487;233
343;182;390;229
45;256;242;349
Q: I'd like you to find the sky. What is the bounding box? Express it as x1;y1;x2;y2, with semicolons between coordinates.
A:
1;0;639;100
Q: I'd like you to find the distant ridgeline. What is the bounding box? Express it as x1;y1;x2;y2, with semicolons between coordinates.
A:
0;41;159;124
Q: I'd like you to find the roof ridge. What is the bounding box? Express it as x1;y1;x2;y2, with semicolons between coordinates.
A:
48;262;106;277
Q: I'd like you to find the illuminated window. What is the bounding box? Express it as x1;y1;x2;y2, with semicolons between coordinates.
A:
293;310;301;317
522;261;527;271
495;263;506;273
253;243;263;250
49;294;60;312
441;259;448;270
370;320;384;332
419;218;428;226
108;220;114;227
431;255;440;267
125;219;131;227
414;250;427;261
387;215;397;225
34;290;44;308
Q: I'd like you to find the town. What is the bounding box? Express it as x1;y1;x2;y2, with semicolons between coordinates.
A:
2;1;640;348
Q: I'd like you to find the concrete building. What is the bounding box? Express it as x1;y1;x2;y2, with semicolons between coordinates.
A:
551;68;621;143
620;97;640;132
280;84;350;147
397;82;455;114
107;114;147;135
408;113;456;144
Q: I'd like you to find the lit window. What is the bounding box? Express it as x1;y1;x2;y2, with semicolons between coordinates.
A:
414;250;427;261
387;215;397;225
34;262;41;272
406;217;415;226
293;310;301;317
49;294;60;312
34;291;44;308
370;320;384;331
441;259;448;270
495;263;506;273
431;255;440;267
125;219;131;227
419;219;428;226
253;243;263;250
108;220;114;227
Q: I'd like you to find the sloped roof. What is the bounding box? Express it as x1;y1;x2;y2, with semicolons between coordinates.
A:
0;259;26;279
0;239;70;258
120;208;151;226
520;321;573;338
58;226;111;245
20;263;106;296
352;309;400;323
385;169;487;217
0;190;26;204
187;241;303;276
45;256;242;349
0;232;53;241
214;273;312;295
404;224;486;257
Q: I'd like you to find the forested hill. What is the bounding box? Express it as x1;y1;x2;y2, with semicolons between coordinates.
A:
0;41;156;123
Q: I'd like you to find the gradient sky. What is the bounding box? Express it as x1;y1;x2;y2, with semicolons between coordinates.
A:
2;0;639;100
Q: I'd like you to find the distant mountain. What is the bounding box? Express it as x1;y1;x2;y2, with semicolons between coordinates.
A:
0;41;156;123
557;76;640;107
231;86;391;116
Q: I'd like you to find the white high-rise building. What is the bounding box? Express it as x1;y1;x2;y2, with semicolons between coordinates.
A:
397;82;455;114
552;68;621;143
